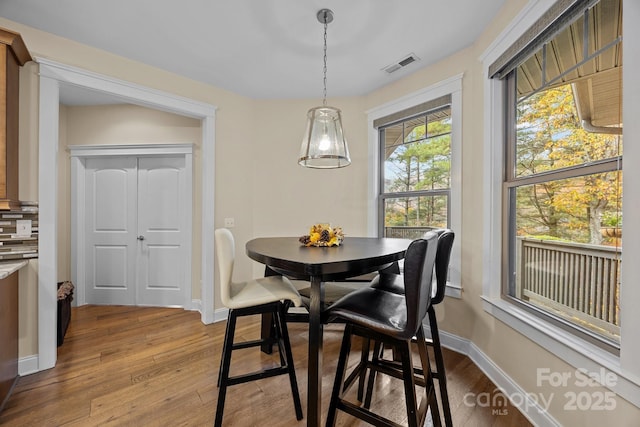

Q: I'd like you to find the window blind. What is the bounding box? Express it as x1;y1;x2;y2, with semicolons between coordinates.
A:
488;0;598;79
373;94;451;129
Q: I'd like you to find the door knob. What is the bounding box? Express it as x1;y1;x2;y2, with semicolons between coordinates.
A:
137;235;145;241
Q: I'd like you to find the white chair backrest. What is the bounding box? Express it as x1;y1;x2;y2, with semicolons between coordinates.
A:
214;228;235;307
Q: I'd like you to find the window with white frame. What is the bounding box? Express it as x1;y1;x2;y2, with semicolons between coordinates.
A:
493;0;622;351
368;77;462;295
483;0;639;409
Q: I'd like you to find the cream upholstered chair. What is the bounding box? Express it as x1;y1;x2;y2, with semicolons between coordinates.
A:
214;228;303;426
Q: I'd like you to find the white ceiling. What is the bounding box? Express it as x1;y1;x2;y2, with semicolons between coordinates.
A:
1;0;505;103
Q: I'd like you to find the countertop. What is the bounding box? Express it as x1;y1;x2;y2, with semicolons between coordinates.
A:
0;260;28;279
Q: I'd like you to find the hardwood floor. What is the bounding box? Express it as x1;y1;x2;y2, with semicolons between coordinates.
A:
0;306;532;426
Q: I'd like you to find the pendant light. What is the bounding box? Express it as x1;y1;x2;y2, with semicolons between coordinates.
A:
298;9;351;169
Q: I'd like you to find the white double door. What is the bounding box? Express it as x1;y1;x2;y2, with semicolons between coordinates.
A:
84;155;189;307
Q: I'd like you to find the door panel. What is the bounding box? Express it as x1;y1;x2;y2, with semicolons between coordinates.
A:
93;245;129;288
85;157;137;305
137;157;187;306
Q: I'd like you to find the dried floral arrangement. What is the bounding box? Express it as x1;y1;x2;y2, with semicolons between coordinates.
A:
299;224;344;247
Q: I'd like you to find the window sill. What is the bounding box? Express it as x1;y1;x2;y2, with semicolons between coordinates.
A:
482;295;640;408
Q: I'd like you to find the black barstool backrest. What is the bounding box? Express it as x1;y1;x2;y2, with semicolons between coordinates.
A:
431;229;455;305
403;231;439;339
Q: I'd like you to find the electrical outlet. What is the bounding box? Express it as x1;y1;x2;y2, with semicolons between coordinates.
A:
224;217;235;228
16;219;32;236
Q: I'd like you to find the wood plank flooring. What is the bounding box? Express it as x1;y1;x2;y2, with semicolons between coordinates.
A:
0;306;532;426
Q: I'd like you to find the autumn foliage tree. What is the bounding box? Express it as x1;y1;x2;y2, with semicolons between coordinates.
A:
515;84;622;244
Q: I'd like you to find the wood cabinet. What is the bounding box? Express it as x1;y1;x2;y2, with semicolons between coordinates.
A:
0;269;19;412
0;27;30;413
0;28;31;210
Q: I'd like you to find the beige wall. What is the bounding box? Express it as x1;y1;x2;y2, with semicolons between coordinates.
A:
249;97;368;277
2;0;639;422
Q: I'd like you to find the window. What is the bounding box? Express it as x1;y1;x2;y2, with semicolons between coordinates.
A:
378;103;452;239
367;76;462;296
500;0;622;349
484;0;639;408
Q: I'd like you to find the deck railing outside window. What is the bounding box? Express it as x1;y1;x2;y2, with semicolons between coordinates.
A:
516;237;621;340
387;227;621;340
384;226;436;240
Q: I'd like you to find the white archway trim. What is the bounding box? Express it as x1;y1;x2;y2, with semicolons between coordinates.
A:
36;58;216;372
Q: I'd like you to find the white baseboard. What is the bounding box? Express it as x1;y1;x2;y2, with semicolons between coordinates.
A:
192;300;228;324
190;299;202;313
18;355;39;376
434;327;560;427
214;307;229;322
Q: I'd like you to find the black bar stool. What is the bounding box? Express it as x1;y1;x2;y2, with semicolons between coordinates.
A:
366;229;455;426
324;232;441;427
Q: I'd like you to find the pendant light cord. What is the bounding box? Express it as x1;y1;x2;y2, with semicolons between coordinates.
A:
322;15;328;106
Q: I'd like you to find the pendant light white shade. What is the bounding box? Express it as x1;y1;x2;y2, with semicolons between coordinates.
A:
299;106;351;168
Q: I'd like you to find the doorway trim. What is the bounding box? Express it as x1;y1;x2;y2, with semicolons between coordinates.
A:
37;58;217;372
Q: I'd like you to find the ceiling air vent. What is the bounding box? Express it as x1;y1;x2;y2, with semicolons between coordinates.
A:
382;53;420;74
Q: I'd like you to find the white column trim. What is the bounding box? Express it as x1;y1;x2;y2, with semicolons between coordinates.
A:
37;74;60;371
200;115;216;324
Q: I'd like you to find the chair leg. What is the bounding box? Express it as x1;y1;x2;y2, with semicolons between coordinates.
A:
417;326;441;427
272;310;286;367
215;310;237;427
356;337;370;401
276;302;304;420
342;336;370;398
216;302;303;426
363;339;383;409
326;323;354;427
398;341;420;427
429;308;452;427
217;310;235;387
